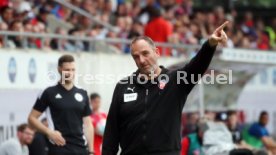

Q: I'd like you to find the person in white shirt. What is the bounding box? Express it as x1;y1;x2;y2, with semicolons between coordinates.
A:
0;123;34;155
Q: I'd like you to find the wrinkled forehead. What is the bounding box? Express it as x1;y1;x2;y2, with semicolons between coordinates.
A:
131;39;155;55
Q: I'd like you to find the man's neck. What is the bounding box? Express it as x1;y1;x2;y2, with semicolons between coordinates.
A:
140;67;162;80
59;81;74;90
93;109;100;114
228;124;235;130
259;122;266;127
17;137;24;146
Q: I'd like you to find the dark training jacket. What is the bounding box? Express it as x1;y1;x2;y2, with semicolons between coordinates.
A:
102;41;217;155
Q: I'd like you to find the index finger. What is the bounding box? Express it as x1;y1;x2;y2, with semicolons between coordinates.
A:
216;21;229;31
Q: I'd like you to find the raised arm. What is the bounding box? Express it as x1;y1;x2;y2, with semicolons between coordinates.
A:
177;21;229;93
209;21;229;47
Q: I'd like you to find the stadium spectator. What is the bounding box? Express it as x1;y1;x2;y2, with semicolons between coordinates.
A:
0;6;13;24
115;16;130;39
144;7;173;42
181;119;207;155
265;17;276;50
90;93;107;155
204;114;237;155
12;0;33;18
182;116;253;155
0;123;35;155
242;11;254;29
0;21;8;30
80;16;92;30
50;27;76;52
144;7;173;55
71;0;82;8
67;12;80;26
8;20;24;48
204;111;217;121
81;0;97;15
243;111;276;154
182;112;200;136
214;6;226;27
256;29;270;50
0;1;276;52
67;27;85;51
36;6;51;26
226;110;253;150
0;21;8;47
128;20;144;39
138;0;157;25
226;111;243;144
28;118;49;155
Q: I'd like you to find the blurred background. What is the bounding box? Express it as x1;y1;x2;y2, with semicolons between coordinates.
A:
0;0;276;154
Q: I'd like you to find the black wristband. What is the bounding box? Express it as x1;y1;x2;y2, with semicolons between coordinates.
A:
88;151;95;155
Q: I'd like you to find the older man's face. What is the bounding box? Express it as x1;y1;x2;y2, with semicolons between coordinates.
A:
131;40;160;75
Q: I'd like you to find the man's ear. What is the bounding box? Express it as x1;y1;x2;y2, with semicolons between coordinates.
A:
155;47;160;57
17;132;22;138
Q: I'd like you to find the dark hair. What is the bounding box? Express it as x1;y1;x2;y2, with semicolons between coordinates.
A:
1;6;12;15
195;118;208;133
227;110;237;118
39;7;50;14
149;7;161;19
9;20;22;29
58;55;74;67
90;93;100;100
68;28;80;35
259;111;268;119
130;36;156;49
17;123;29;132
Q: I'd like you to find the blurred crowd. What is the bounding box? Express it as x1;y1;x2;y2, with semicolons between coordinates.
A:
181;111;276;155
0;0;276;55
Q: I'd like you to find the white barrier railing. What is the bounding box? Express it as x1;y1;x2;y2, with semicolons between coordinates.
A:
0;31;200;56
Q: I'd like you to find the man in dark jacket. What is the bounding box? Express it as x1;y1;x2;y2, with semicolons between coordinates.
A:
103;21;229;155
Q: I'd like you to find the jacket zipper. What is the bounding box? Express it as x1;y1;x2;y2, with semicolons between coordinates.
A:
143;89;149;151
145;89;148;104
145;89;149;116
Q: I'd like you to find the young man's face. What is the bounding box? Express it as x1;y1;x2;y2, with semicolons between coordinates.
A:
90;97;101;111
58;62;76;84
227;114;238;128
3;8;13;22
131;39;160;75
260;114;269;126
18;127;34;145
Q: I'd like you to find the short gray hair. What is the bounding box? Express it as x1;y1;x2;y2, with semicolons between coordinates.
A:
130;36;156;49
